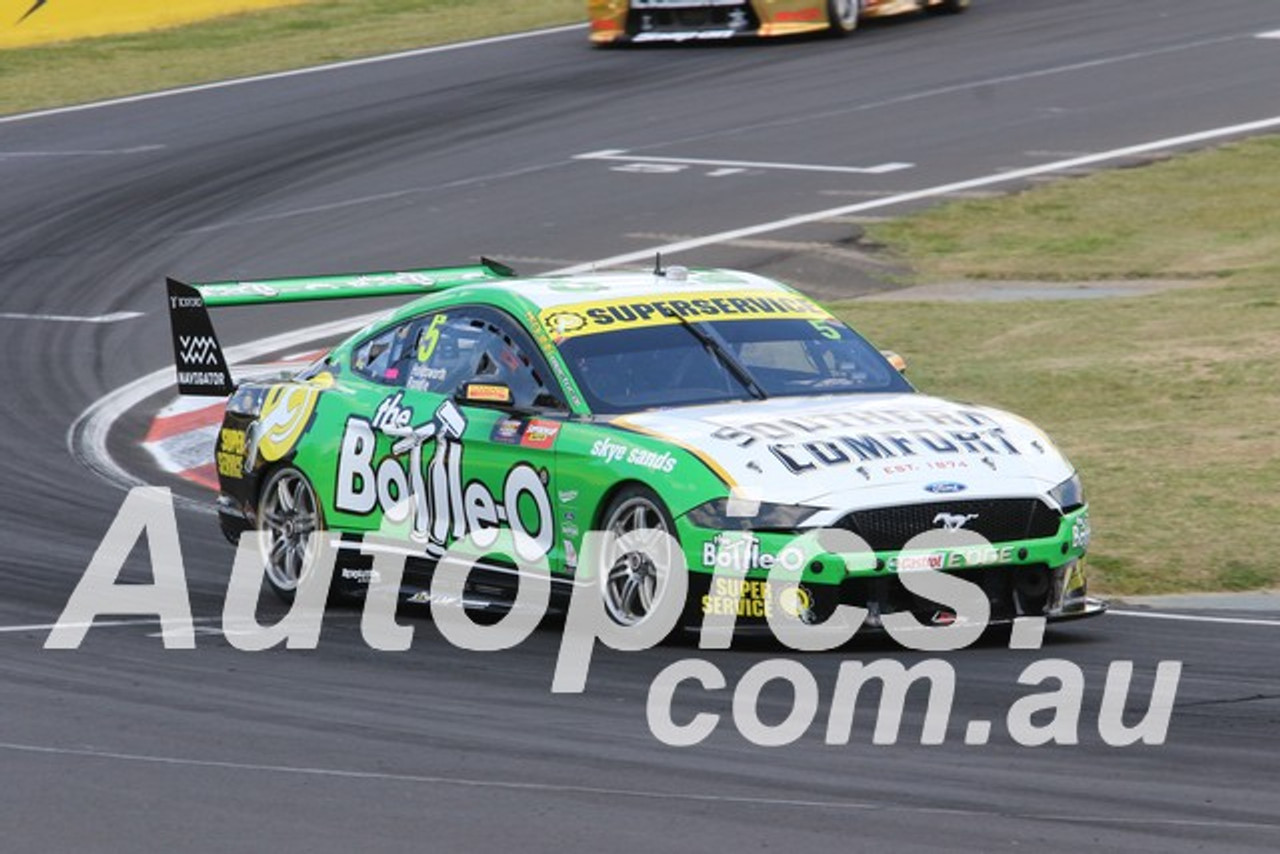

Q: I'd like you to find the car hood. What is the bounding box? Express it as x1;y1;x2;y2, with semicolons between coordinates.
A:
613;393;1076;516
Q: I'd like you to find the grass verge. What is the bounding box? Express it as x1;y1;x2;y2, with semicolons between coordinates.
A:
0;0;583;116
832;136;1280;595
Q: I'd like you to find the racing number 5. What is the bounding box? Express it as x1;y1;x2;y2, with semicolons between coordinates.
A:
809;320;841;340
417;314;448;363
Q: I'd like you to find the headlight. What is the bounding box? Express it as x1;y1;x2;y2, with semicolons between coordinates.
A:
686;498;820;531
1049;473;1085;512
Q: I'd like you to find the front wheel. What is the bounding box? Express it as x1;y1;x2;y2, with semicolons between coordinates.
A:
826;0;859;37
257;466;324;603
599;486;682;628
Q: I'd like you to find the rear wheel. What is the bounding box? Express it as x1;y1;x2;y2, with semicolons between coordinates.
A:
257;466;323;603
927;0;970;15
599;486;681;627
826;0;859;37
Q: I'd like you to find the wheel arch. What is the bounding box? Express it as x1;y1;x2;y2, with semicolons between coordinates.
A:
591;479;658;533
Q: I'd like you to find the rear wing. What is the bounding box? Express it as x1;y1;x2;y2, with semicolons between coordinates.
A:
167;259;517;396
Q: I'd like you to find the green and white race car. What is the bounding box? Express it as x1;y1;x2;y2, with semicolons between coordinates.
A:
168;260;1102;632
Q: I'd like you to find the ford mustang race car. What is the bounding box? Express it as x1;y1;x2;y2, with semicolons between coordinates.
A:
168;259;1102;632
587;0;969;45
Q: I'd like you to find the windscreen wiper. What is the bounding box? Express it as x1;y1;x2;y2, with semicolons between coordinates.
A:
671;314;767;401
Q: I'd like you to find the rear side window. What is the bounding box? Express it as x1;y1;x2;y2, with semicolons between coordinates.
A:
351;320;417;385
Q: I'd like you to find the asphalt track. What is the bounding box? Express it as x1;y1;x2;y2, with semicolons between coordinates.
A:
2;1;1280;850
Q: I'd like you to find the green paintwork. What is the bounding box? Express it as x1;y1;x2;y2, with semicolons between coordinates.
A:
211;268;1091;626
194;262;513;307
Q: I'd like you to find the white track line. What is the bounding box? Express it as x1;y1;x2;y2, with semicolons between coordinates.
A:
0;617;218;634
556;114;1280;274
575;149;913;175
0;311;143;323
1;24;1242;131
9;610;1274;634
0;145;165;158
1257;30;1280;40
0;24;587;127
1109;609;1280;627
0;740;1276;832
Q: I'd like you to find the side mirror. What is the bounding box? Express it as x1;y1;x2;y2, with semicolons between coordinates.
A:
880;350;907;373
456;380;514;408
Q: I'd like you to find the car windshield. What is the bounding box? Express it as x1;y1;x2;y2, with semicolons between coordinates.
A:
558;317;913;413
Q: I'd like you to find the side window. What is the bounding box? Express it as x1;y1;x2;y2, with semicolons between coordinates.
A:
393;308;564;410
351;318;417;385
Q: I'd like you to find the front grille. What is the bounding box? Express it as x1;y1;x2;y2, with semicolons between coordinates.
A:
836;498;1061;552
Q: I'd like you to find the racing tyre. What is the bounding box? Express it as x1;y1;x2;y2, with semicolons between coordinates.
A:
826;0;859;37
599;486;681;628
926;0;969;14
257;465;325;604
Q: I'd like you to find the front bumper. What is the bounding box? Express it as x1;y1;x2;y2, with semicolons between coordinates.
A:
677;505;1103;630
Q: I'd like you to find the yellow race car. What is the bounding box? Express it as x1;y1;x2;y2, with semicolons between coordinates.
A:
589;0;969;44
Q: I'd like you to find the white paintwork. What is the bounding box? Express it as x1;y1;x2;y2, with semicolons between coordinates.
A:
619;393;1074;513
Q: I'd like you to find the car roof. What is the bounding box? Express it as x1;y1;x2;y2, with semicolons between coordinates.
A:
491;268;801;310
376;267;803;326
